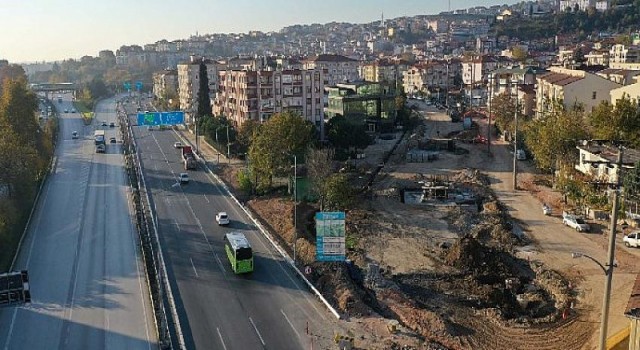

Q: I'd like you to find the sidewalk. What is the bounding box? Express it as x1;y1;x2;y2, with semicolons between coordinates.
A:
175;127;243;168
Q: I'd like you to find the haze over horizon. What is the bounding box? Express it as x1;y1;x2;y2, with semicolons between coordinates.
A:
0;0;518;63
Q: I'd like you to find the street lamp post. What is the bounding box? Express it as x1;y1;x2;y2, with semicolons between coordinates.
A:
512;78;520;191
487;74;493;155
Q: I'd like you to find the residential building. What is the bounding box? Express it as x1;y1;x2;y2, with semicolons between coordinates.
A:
585;49;609;66
610;44;640;64
177;56;220;124
213;68;325;137
575;142;640;183
596;68;640;86
325;82;396;132
559;0;609;12
487;67;537;116
302;54;360;87
610;78;640;105
360;58;409;84
152;69;178;100
536;66;621;117
403;60;459;98
462;55;502;106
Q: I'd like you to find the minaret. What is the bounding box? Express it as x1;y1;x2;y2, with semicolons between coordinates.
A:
381;12;385;28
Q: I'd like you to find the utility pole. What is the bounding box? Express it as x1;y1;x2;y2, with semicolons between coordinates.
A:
598;146;624;350
512;81;519;191
487;74;492;155
226;124;230;160
293;154;298;264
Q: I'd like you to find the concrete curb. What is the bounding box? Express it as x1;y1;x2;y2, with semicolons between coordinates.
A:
174;129;342;320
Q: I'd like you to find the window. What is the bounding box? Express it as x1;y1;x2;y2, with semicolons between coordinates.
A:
592;91;597;99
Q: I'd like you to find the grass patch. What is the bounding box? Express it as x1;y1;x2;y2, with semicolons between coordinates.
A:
74;101;94;125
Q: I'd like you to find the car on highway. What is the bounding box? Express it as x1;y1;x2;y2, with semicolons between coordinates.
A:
216;212;230;225
174;142;182;149
101;121;108;126
109;122;115;128
562;214;590;232
71;108;76;113
516;149;527;161
64;109;68;113
71;131;78;139
179;173;189;184
623;231;640;247
109;137;116;143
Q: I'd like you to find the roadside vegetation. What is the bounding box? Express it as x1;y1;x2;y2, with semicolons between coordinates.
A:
0;64;56;271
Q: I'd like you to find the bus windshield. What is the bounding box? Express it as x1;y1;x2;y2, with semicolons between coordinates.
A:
236;247;252;260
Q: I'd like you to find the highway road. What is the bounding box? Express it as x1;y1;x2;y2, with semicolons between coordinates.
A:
0;95;157;350
125;98;335;349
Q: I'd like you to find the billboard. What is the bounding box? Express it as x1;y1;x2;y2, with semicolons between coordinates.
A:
315;212;346;262
137;111;185;126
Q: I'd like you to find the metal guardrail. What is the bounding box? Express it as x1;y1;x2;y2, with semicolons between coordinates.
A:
118;102;185;349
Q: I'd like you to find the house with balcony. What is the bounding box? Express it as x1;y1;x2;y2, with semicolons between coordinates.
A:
177;56;222;124
403;60;460;99
536;67;621;117
326;81;397;132
213;68;325;137
575;141;640;184
302;54;360;87
487;67;538;116
152;69;178;100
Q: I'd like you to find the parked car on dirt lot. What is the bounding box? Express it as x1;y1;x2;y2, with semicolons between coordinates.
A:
562;213;590;232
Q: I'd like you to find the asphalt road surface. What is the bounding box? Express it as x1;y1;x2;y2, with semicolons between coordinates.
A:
125;98;335;350
0;96;157;350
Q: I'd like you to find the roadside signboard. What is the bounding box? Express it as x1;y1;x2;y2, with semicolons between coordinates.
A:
135;81;143;92
136;111;184;126
315;212;346;262
123;82;131;92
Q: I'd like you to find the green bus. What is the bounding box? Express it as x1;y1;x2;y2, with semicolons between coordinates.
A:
224;232;254;274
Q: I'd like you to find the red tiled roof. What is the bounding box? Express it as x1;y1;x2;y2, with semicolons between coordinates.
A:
625;274;640;319
538;72;583;86
304;54;357;63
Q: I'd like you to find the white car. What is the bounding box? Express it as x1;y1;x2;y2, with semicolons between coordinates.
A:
71;131;78;139
516;149;526;161
216;212;230;225
174;142;182;148
623;231;640;248
562;214;590;232
178;173;189;184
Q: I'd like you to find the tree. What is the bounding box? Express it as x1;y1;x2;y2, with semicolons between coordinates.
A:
490;93;517;133
573;47;586;65
249;111;316;190
326;115;371;151
588;96;640;148
306;147;335;210
324;174;355;211
236;119;260;154
196;60;212;119
0;80;39;147
523;108;590;172
511;46;528;62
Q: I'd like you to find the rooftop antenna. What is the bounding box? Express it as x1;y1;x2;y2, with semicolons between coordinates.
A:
449;0;451;12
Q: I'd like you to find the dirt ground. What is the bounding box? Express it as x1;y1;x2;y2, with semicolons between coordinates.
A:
199;101;640;349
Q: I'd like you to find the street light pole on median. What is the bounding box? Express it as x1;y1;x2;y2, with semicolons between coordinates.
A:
293;154;298;264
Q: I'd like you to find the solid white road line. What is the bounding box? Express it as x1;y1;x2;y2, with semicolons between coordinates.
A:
249;317;266;346
280;309;302;340
216;327;228;350
190;258;199;278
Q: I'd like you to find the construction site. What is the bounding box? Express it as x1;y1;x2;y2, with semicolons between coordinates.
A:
214;103;638;349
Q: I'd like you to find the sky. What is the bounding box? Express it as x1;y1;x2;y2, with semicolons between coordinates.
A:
0;0;518;63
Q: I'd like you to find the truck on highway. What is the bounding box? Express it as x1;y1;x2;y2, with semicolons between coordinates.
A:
182;145;196;170
57;95;62;103
94;130;106;153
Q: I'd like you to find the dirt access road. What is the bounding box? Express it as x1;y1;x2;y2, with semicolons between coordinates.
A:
412;101;640;349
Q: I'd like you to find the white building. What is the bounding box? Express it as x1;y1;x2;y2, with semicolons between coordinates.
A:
575;142;639;184
177;56;221;124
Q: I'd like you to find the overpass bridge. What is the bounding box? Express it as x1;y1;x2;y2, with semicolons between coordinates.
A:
29;83;76;100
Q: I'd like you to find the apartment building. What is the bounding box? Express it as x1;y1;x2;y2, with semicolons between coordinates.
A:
575;142;639;183
213;68;325;137
403;60;459;96
487;67;537;116
360;59;410;84
302;54;359;87
559;0;609;12
596;68;640;86
152;69;178;99
462;55;503;106
609;44;640;64
536;66;621;117
610;77;640;105
585;49;609;66
177;56;221;123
